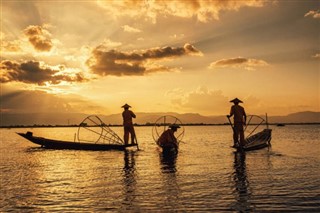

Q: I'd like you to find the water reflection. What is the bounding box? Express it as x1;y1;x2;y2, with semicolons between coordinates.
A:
159;151;182;210
160;151;177;173
25;147;45;152
232;152;252;212
122;150;138;211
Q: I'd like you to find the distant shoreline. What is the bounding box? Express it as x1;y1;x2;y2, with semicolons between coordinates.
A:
1;123;319;128
1;111;319;127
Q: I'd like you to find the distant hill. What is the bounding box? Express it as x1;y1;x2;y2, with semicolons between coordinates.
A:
0;111;319;126
268;111;320;124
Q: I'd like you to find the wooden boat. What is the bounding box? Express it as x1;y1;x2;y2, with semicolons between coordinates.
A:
229;114;272;152
17;115;138;151
241;128;271;151
17;132;137;151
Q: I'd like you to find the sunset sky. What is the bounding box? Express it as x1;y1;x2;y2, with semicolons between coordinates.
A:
1;0;319;117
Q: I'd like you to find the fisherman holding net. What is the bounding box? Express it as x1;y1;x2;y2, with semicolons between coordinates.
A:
227;98;247;148
157;124;180;150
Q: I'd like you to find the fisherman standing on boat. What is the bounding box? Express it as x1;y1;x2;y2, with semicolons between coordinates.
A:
227;98;247;148
157;124;180;150
122;103;136;145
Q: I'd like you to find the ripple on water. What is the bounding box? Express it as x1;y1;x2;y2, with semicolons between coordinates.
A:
1;126;320;212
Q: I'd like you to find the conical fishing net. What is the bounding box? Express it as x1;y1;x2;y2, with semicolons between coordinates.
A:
77;115;123;144
152;115;185;145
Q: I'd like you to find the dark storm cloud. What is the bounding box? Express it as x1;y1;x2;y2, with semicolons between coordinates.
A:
0;60;88;85
86;43;202;76
23;25;53;52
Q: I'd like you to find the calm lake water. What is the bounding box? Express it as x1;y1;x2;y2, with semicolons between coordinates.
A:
1;125;319;212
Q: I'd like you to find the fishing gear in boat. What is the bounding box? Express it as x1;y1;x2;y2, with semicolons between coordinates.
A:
17;115;139;151
227;114;272;152
77;115;123;145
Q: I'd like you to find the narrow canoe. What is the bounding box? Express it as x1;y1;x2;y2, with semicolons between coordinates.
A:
234;129;272;152
17;132;137;151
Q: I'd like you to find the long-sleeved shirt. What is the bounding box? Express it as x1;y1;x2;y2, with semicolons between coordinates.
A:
157;129;177;147
122;110;136;125
230;105;246;123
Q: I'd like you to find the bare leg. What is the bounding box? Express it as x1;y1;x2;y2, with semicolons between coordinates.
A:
234;125;240;146
130;126;136;144
240;130;245;146
124;126;129;145
233;130;239;146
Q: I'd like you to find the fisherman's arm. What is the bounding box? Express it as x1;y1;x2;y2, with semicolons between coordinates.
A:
130;111;136;118
227;106;234;117
243;109;247;125
170;131;178;144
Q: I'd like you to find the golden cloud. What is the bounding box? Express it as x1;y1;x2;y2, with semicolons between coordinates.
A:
86;43;202;76
209;57;268;70
97;0;266;23
23;25;53;52
0;89;106;115
0;60;88;85
2;40;23;52
167;86;230;115
305;10;320;19
312;53;320;59
122;25;141;33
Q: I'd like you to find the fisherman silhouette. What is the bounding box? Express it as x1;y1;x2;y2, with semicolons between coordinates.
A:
122;103;136;145
157;124;180;152
227;98;247;148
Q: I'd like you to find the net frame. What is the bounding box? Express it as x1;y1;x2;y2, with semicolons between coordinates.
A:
152;115;185;144
77;115;124;145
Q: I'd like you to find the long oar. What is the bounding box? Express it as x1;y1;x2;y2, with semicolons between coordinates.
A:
227;116;238;147
134;133;140;151
227;115;234;131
